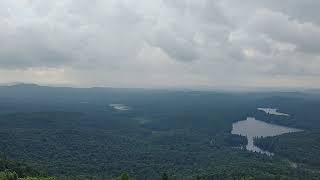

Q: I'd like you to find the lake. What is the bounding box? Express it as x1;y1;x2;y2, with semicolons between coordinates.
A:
231;117;302;155
257;108;289;116
109;104;130;111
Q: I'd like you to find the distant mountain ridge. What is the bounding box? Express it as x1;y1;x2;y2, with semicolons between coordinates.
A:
2;82;320;94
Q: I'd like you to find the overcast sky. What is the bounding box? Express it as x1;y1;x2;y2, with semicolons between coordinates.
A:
1;0;320;89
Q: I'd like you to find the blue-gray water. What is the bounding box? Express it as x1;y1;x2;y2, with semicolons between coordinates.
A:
231;117;302;155
257;108;289;116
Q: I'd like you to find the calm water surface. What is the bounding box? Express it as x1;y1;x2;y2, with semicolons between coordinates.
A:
231;117;302;155
257;108;289;116
109;104;129;111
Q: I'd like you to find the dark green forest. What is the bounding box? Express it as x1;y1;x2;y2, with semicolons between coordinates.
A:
1;84;320;179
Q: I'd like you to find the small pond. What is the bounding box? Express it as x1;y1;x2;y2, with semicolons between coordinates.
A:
257;108;289;116
109;104;130;111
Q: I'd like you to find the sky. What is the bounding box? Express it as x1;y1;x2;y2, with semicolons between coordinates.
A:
0;0;320;90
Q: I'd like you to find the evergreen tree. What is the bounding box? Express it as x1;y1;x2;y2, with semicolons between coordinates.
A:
117;172;129;180
161;173;168;180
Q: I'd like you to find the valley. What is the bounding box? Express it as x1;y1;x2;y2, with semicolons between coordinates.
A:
0;85;320;179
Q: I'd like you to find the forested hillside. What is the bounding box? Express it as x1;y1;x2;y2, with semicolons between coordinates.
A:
0;85;320;179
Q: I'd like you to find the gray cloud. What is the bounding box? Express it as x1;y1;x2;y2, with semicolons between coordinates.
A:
247;9;320;54
150;29;199;62
231;0;320;25
0;0;320;89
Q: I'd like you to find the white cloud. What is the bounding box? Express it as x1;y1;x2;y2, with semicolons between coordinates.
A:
0;0;320;89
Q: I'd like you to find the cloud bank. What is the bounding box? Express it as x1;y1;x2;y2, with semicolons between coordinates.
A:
0;0;320;89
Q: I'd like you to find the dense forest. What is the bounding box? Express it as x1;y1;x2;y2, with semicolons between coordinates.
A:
254;131;320;168
0;84;320;179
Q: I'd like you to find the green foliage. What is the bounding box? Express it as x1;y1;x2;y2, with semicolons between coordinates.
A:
19;177;55;180
117;172;129;180
254;131;320;167
0;155;39;178
1;85;320;179
0;170;18;180
161;173;168;180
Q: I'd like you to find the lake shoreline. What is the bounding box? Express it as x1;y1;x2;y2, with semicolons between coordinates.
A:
231;116;303;155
